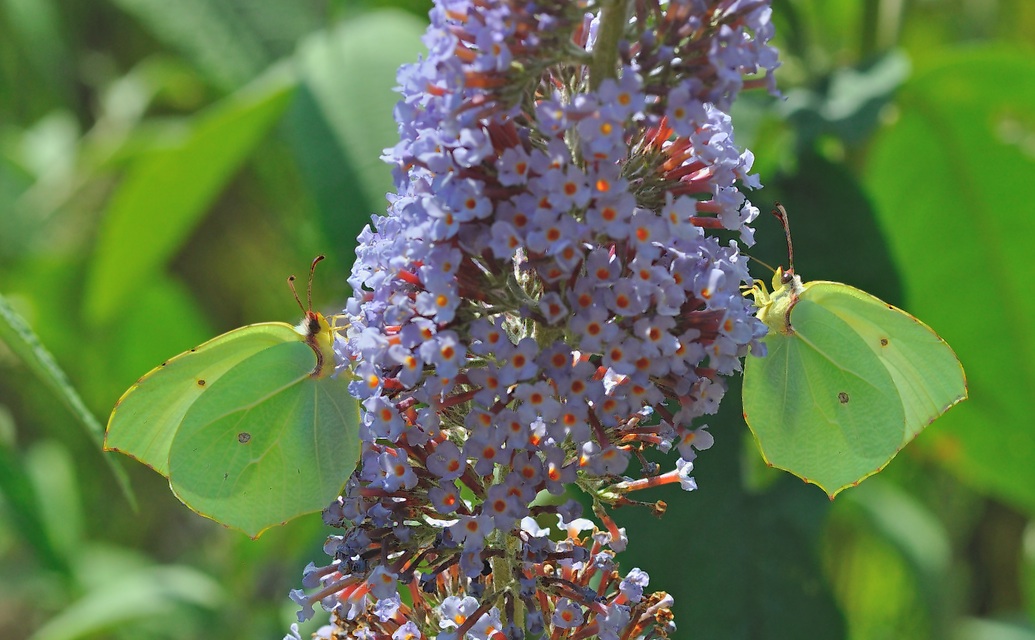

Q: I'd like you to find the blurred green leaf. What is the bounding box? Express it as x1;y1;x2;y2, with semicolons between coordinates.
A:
28;560;224;640
782;51;911;146
0;0;70;103
0;293;134;505
836;480;953;636
108;274;214;390
0;437;69;573
823;505;931;639
952;618;1035;640
289;10;426;250
847;480;950;587
773;0;864;64
0;293;88;419
84;68;296;325
108;0;268;91
864;47;1035;513
0;152;36;261
25;441;85;559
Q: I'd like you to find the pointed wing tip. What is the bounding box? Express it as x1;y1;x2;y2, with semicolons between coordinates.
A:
791;472;866;500
823;481;858;500
928;388;968;424
811;479;848;501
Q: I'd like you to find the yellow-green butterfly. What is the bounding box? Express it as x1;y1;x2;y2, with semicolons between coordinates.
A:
105;256;359;537
742;206;967;497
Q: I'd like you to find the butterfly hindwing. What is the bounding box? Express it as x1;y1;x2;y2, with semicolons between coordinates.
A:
168;340;357;537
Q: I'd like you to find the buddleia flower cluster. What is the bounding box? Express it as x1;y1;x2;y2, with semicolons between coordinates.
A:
289;1;779;638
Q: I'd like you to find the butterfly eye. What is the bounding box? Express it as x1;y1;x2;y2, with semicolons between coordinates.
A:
308;315;322;336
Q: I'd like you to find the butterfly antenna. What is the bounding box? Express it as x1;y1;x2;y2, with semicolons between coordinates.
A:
287;274;306;314
746;254;778;275
772;202;795;275
307;255;325;312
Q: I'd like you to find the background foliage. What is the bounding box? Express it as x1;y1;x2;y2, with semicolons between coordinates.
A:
0;1;1032;638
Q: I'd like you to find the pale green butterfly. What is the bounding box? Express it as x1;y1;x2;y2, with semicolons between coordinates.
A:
105;256;359;537
742;205;967;497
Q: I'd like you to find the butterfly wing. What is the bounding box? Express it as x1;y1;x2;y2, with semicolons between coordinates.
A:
167;340;359;538
105;323;300;476
744;295;905;496
803;282;967;441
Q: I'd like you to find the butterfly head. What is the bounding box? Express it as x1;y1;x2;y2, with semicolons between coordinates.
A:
288;256;345;378
753;266;803;335
772;266;802;294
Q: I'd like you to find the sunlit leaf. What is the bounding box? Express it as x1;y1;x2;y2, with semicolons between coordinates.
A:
84;68;296;325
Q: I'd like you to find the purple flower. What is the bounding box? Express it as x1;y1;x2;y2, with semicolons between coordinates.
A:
294;1;780;637
551;598;585;629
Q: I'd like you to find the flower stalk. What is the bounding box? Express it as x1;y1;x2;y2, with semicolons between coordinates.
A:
589;0;631;90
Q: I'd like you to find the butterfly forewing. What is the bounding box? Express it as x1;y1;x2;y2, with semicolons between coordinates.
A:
104;323;301;476
803;282;967;441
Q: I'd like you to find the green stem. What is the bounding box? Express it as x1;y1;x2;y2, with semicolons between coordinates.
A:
589;0;630;91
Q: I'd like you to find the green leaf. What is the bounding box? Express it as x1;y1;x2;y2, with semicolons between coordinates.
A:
0;0;71;103
108;0;267;90
0;436;70;573
844;481;950;591
289;11;426;245
28;561;224;640
25;441;86;563
0;293;135;506
864;48;1035;513
829;480;954;637
84;68;296;325
106;273;214;397
951;619;1035;640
